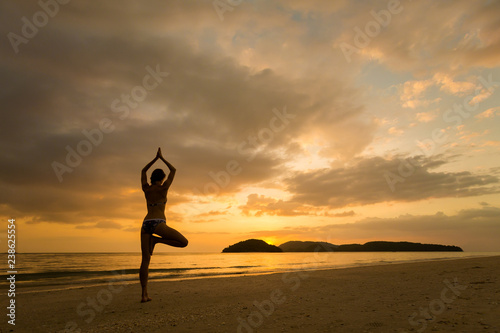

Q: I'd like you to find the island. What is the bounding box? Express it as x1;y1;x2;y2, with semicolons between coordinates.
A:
333;241;462;252
222;239;283;252
222;239;463;252
279;241;339;252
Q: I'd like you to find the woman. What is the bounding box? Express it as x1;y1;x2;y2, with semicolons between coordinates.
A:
140;147;188;303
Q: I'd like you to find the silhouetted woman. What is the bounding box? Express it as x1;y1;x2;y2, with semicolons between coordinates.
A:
140;147;188;302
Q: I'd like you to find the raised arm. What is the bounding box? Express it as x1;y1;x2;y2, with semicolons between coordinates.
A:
157;148;176;189
141;155;159;190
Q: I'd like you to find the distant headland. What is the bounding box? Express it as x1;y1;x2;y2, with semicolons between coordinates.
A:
222;239;283;252
222;239;463;252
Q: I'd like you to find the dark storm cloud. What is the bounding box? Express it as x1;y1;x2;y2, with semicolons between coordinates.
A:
285;155;499;208
0;1;372;226
239;155;499;215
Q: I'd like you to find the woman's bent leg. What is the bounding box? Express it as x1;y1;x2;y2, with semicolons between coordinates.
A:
152;223;188;248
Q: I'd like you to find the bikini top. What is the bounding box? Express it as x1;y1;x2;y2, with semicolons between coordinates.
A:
147;201;166;207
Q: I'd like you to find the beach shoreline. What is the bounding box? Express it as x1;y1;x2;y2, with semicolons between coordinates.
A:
4;252;494;295
5;255;499;332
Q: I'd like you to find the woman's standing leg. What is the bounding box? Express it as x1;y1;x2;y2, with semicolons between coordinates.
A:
140;232;152;302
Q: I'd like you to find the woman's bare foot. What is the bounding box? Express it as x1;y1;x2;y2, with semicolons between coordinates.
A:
141;296;152;303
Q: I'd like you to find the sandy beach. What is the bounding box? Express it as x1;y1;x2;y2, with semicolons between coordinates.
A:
7;255;500;333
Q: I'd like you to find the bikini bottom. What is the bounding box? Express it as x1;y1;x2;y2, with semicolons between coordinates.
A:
142;219;165;234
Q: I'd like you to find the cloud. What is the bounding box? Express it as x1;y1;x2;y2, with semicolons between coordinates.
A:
476;107;500;119
400;79;434;109
76;221;123;229
282;155;499;208
238;155;499;215
238;197;353;218
415;111;437;123
399;73;482;111
239;193;318;217
480;141;500;147
433;73;476;96
189;210;230;223
388;126;404;136
469;88;494;105
327;210;356;218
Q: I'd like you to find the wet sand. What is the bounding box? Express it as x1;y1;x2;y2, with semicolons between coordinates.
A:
8;255;500;332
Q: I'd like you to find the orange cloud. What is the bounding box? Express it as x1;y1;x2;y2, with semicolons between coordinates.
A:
476;107;500;119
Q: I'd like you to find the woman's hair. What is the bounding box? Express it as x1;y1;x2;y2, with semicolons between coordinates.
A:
151;169;166;184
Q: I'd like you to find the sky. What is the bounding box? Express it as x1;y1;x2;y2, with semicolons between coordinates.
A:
1;0;499;252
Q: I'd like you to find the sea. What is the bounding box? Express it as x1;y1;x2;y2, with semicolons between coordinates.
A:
2;252;498;293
